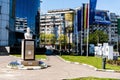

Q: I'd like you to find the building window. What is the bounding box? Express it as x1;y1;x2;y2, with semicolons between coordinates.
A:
41;29;44;31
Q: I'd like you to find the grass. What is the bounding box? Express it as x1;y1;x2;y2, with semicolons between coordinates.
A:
118;57;120;60
64;77;118;80
11;54;46;60
61;55;120;70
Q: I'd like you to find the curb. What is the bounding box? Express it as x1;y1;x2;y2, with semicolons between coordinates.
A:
19;66;41;70
7;65;42;70
10;55;47;61
57;56;120;73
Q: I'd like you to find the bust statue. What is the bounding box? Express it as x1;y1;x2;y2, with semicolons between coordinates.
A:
24;27;33;39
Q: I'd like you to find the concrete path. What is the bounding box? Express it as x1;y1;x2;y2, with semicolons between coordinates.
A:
0;55;120;80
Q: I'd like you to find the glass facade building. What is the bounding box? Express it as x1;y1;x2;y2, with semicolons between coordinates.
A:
16;0;40;32
0;0;16;46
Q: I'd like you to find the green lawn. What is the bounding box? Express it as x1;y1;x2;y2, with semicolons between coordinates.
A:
61;55;120;70
64;77;118;80
11;54;46;60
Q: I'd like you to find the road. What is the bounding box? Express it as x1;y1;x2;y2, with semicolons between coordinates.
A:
0;55;120;80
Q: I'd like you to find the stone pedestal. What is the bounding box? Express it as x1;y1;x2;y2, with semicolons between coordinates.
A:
22;39;35;60
21;61;39;66
21;39;39;66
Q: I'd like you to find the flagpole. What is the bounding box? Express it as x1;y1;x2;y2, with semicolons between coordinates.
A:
74;10;78;55
81;5;83;56
87;3;90;57
87;28;89;57
76;11;79;55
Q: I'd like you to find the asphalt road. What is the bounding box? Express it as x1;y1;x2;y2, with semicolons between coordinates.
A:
0;55;120;80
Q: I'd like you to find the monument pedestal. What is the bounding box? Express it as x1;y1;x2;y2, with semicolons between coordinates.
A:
21;60;39;66
21;39;39;66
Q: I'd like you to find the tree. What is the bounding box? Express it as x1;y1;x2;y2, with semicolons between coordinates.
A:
40;33;56;45
58;34;67;49
84;30;108;45
94;30;108;43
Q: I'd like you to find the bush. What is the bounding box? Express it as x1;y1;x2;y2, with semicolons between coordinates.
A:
107;60;120;66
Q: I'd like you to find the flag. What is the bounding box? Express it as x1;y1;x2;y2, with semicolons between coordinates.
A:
94;10;111;25
89;0;97;25
81;3;90;56
77;9;81;31
83;3;89;30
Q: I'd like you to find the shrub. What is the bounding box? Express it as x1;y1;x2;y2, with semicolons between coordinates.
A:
107;60;120;66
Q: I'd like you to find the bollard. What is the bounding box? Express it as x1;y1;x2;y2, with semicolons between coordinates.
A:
102;57;106;69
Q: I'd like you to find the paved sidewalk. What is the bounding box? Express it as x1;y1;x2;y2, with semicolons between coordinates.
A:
0;55;120;80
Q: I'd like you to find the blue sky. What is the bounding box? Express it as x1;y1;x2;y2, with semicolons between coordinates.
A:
41;0;120;15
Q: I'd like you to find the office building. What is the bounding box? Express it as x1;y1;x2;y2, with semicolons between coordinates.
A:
15;0;40;45
109;13;118;44
40;9;75;49
15;0;40;32
0;0;16;46
15;17;27;32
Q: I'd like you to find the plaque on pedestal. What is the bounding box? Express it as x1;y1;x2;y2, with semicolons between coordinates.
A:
21;39;35;60
21;60;39;66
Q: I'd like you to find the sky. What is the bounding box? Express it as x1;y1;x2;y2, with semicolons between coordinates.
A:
41;0;120;15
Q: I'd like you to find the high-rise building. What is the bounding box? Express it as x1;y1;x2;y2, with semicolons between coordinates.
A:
15;0;40;45
15;0;40;32
0;0;16;46
40;9;75;49
15;17;27;32
109;13;118;44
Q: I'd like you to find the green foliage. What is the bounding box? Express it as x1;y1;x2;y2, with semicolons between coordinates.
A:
65;26;73;33
84;30;108;45
88;33;98;44
94;30;108;43
58;34;67;45
40;33;56;44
